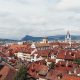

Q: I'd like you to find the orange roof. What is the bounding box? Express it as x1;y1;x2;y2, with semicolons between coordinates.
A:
63;75;80;80
35;43;50;47
0;65;16;80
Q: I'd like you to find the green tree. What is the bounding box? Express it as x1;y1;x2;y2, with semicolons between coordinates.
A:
14;65;27;80
49;62;55;69
14;65;36;80
74;59;80;65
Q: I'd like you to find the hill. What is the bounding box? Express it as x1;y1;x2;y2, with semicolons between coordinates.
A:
22;35;80;41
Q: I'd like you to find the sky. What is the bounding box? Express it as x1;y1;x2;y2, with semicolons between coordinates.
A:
0;0;80;39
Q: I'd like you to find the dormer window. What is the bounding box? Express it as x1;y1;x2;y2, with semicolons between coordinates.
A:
61;64;65;67
0;74;2;78
71;53;74;56
56;65;59;67
32;69;35;72
68;65;72;67
54;53;57;55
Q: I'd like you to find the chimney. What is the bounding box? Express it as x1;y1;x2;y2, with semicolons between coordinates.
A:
74;68;77;74
66;61;68;67
74;54;76;59
65;52;66;56
69;71;72;75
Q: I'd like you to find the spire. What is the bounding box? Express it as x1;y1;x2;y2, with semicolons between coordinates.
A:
67;30;71;38
65;30;71;45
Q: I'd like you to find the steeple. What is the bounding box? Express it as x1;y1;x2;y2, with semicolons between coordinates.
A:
65;31;71;45
43;37;48;43
66;31;71;39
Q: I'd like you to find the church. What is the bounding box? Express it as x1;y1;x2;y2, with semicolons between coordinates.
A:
65;31;71;45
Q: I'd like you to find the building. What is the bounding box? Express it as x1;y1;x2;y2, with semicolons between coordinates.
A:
14;52;31;61
65;31;71;46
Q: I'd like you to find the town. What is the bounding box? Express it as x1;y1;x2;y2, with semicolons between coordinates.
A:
0;31;80;80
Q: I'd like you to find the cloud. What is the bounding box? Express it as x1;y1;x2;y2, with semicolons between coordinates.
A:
0;0;79;39
48;0;80;34
0;0;48;39
55;0;80;11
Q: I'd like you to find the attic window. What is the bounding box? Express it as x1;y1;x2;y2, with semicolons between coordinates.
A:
32;69;35;72
68;65;72;67
0;74;2;78
71;54;74;56
61;64;65;67
56;65;59;67
0;65;4;70
54;53;57;55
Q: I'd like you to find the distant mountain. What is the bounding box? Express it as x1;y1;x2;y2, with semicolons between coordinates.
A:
22;35;80;41
22;35;43;42
0;38;18;42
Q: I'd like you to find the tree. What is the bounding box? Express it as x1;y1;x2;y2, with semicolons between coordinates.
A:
14;65;36;80
74;59;80;65
14;65;27;80
49;62;55;69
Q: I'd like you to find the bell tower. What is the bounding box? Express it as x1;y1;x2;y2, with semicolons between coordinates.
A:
65;31;71;45
43;37;48;43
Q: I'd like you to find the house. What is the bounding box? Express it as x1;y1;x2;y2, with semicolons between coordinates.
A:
14;52;31;61
0;63;16;80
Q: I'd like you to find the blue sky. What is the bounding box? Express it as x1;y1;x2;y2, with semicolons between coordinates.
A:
0;0;80;39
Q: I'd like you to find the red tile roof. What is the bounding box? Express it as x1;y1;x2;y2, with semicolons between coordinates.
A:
0;64;16;80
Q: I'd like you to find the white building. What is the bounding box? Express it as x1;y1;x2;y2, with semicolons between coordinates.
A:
14;52;31;61
31;53;43;62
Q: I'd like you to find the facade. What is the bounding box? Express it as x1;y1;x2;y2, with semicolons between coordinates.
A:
14;52;31;61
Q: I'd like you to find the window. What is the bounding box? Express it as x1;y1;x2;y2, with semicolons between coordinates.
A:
0;74;2;78
68;65;72;67
61;64;65;67
71;53;74;56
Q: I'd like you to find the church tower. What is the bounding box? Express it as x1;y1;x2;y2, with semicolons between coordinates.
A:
43;37;48;43
65;31;71;45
